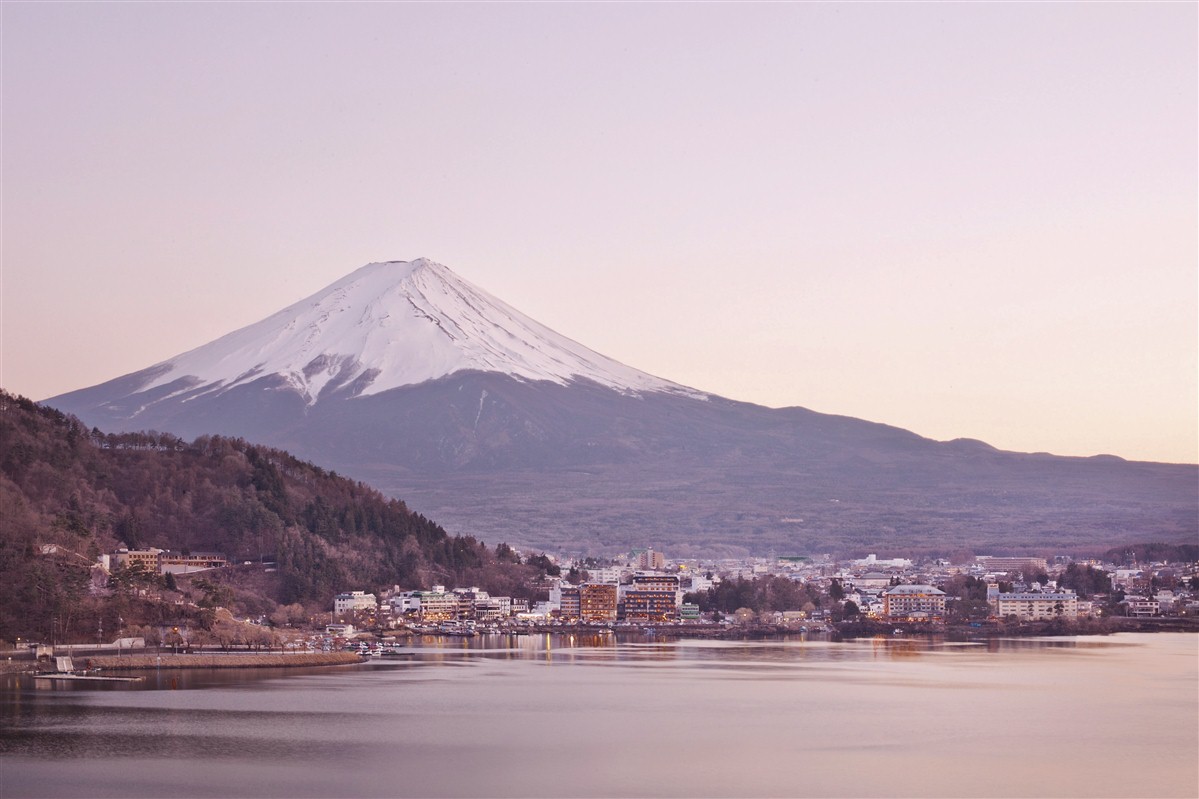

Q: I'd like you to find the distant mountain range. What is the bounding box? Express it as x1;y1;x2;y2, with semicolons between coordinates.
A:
46;259;1197;557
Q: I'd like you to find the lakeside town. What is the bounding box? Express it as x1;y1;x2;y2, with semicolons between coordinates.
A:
8;544;1197;670
324;548;1199;637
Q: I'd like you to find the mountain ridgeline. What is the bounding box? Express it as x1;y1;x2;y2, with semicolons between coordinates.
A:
0;390;541;642
46;259;1199;556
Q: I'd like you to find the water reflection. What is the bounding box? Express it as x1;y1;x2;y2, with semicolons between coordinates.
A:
2;633;1195;799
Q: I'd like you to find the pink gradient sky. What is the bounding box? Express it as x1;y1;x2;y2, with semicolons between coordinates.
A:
2;3;1195;463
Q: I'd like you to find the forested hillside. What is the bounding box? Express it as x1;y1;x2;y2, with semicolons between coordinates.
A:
0;390;543;643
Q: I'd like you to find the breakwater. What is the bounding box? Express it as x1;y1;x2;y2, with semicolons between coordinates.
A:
83;651;365;670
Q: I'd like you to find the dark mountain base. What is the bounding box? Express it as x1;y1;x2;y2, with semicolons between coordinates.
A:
48;372;1198;557
364;457;1196;558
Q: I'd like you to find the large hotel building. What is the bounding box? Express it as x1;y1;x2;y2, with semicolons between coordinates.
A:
881;584;947;621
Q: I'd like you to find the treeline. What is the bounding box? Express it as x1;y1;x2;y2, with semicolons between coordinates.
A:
684;575;824;614
0;390;547;643
1057;564;1112;597
1103;542;1199;566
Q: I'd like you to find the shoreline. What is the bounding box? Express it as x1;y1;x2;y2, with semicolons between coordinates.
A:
497;615;1199;640
3;617;1193;674
0;651;364;674
828;615;1199;640
88;651;367;670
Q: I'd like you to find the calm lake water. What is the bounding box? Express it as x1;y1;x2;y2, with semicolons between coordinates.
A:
2;633;1196;798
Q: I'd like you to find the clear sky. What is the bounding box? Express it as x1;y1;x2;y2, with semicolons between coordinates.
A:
2;3;1195;464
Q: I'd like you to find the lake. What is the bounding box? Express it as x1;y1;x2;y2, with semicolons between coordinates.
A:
2;632;1196;798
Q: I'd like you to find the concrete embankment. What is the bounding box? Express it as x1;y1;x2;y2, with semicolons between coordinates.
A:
82;651;365;670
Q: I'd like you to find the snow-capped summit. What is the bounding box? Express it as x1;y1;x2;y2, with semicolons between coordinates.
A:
134;258;703;405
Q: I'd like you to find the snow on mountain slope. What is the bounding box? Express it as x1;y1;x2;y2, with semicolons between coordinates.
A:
136;259;705;405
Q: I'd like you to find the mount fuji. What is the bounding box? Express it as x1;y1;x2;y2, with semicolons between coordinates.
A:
111;258;703;407
46;259;1197;556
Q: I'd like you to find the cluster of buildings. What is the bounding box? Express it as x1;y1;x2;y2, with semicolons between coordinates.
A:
333;586;524;627
819;552;1197;622
103;546;228;575
319;547;1198;632
875;583;1085;622
551;572;695;622
332;567;697;630
816;554;1099;622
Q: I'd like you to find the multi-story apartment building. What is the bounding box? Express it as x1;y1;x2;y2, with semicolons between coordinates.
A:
390;587;460;622
559;586;581;620
453;588;485;621
881;585;947;621
994;590;1079;620
637;549;665;571
579;583;617;622
474;597;505;622
620;590;678;622
416;589;459;622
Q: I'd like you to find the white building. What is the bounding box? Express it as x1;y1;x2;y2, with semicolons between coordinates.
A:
1122;595;1158;617
994;590;1079;620
548;581;565;610
387;586;462;621
588;567;624;584
333;591;378;615
881;585;947;620
390;591;421;614
854;554;913;569
1154;591;1179;615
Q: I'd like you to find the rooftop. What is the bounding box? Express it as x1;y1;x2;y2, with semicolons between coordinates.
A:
883;585;946;596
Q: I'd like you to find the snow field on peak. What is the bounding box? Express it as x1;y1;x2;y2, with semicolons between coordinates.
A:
136;259;704;404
